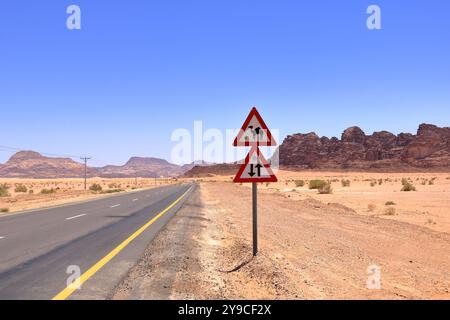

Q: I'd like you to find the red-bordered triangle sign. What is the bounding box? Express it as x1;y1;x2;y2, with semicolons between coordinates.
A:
233;107;277;147
233;147;278;183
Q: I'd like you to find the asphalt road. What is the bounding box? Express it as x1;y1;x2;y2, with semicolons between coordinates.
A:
0;183;195;300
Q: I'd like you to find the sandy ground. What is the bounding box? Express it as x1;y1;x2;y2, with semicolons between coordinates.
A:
187;171;450;234
113;180;450;300
0;177;177;213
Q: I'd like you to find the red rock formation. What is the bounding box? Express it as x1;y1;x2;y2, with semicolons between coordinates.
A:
279;124;450;170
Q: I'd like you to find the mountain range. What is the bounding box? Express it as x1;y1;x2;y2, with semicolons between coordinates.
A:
2;124;450;178
0;151;193;179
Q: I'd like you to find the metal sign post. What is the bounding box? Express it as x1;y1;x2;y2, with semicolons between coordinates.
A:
233;107;277;256
252;182;258;256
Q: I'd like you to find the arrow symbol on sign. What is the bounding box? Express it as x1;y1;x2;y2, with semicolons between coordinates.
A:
255;163;262;176
248;164;256;177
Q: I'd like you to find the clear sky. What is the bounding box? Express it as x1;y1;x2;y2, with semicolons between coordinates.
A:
1;0;449;166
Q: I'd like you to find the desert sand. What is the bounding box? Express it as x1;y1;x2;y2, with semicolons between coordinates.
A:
0;177;177;214
114;171;450;300
3;171;449;299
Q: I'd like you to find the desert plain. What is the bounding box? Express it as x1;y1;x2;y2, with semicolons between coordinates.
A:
1;171;449;299
112;170;450;300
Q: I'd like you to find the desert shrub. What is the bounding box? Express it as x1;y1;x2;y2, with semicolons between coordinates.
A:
0;184;10;197
368;204;376;212
108;183;118;189
401;178;410;186
378;179;383;185
29;189;34;194
370;181;376;187
318;183;333;194
89;184;103;192
101;189;124;194
0;208;9;213
14;184;28;193
384;207;396;216
401;182;416;192
341;179;351;187
41;188;56;194
309;180;327;190
385;201;396;206
428;180;434;185
295;180;305;187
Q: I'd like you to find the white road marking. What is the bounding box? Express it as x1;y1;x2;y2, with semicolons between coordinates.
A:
0;236;5;240
132;198;138;201
66;214;87;221
110;204;121;208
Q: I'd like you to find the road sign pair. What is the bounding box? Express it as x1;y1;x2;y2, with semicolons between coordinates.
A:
233;107;277;183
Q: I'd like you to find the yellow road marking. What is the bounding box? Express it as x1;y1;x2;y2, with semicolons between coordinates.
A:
52;186;193;300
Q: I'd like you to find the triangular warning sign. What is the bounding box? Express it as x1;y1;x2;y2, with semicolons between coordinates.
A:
233;107;277;147
233;147;278;183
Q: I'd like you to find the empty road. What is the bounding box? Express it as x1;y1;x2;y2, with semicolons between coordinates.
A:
0;183;195;300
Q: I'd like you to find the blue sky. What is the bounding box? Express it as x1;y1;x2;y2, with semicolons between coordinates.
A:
1;0;449;165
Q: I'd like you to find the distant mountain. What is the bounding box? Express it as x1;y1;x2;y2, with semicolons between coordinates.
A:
97;157;183;178
0;151;97;178
0;152;211;179
183;163;240;178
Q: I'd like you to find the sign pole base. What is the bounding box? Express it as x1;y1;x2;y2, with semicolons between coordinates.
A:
252;182;258;256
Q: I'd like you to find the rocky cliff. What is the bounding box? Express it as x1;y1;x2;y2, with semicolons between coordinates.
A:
279;124;450;170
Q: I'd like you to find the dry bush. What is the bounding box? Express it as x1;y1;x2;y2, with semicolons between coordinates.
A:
309;180;327;190
0;184;10;197
385;201;396;206
384;207;396;216
0;208;9;213
368;204;376;212
41;188;56;194
401;181;416;192
341;179;351;187
89;184;103;192
14;184;28;193
295;180;305;187
318;183;333;194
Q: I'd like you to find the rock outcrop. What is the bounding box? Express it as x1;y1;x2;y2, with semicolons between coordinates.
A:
279;124;450;170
